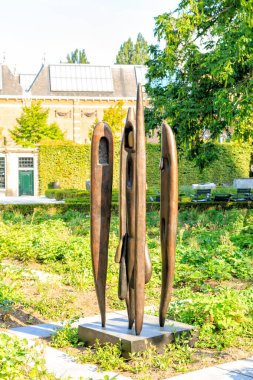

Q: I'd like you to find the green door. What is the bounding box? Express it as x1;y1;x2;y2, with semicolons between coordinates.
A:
19;170;34;196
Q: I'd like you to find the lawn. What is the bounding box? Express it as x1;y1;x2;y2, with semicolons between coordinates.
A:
0;206;252;379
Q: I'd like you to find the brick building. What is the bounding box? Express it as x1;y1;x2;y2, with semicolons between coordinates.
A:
0;63;148;196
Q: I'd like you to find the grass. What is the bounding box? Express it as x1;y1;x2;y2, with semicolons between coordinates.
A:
0;206;252;378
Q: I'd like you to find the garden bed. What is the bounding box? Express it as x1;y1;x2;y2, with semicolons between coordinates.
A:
0;207;252;378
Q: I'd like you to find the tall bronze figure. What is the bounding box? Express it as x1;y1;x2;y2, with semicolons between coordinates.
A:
90;86;178;336
159;123;178;327
115;84;152;335
90;122;113;327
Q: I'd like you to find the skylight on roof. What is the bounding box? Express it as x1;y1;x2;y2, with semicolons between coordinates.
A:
49;65;114;92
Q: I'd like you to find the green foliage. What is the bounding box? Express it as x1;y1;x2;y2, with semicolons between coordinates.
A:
79;340;127;371
0;299;14;317
169;288;253;350
88;117;99;140
115;33;150;64
146;0;253;162
51;324;79;348
25;283;78;320
115;38;134;64
39;140;251;195
66;48;89;64
0;333;56;379
146;142;252;189
10;101;64;147
39;141;90;194
0;206;252;375
0;217;92;266
0;203;92;215
39;139;121;193
45;188;89;200
78;338;192;373
129;340;193;373
103;100;127;135
133;33;150;65
0;280;19;318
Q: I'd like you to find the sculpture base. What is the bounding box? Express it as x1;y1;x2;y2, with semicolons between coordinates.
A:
78;312;197;358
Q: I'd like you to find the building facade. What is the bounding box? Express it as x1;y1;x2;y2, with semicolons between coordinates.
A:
0;63;148;196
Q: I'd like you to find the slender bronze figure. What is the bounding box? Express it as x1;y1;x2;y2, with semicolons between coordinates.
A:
134;84;148;335
116;84;152;335
91;122;113;327
159;123;178;327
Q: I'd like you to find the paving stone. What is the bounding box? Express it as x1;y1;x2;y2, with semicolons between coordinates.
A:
10;323;62;339
166;366;253;380
217;358;253;378
0;196;64;204
44;346;131;379
44;346;98;379
8;319;131;379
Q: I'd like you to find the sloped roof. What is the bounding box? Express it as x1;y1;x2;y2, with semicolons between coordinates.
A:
29;64;148;98
19;74;37;92
0;65;23;96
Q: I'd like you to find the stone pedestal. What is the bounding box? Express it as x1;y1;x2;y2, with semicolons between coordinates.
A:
78;312;197;358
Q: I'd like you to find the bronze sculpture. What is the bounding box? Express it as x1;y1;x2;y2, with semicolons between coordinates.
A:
159;123;178;327
115;85;152;335
90;122;113;327
90;85;178;335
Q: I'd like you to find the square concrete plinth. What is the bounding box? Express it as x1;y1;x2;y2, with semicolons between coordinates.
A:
78;313;197;357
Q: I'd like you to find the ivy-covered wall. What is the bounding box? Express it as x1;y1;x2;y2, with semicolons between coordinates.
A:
39;141;252;194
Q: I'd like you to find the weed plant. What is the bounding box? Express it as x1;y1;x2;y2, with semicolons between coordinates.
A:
0;333;56;379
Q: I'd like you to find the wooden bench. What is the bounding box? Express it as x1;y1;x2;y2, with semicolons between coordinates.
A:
231;188;251;201
191;189;212;202
212;194;231;202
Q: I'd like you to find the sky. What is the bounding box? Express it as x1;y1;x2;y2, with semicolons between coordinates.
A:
0;0;179;75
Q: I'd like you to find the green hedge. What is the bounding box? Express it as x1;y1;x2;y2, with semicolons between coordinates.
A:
45;189;89;200
147;142;252;189
39;140;121;194
45;189;120;201
39;141;252;194
0;202;251;216
39;141;90;194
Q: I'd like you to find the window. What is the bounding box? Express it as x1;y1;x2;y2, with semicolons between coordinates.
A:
0;157;5;189
49;65;114;92
19;157;34;168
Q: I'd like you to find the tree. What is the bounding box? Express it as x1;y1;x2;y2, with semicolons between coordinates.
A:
115;33;149;64
116;38;134;65
103;100;127;135
66;49;89;64
88;102;127;140
10;101;64;147
146;0;253;164
132;33;150;64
